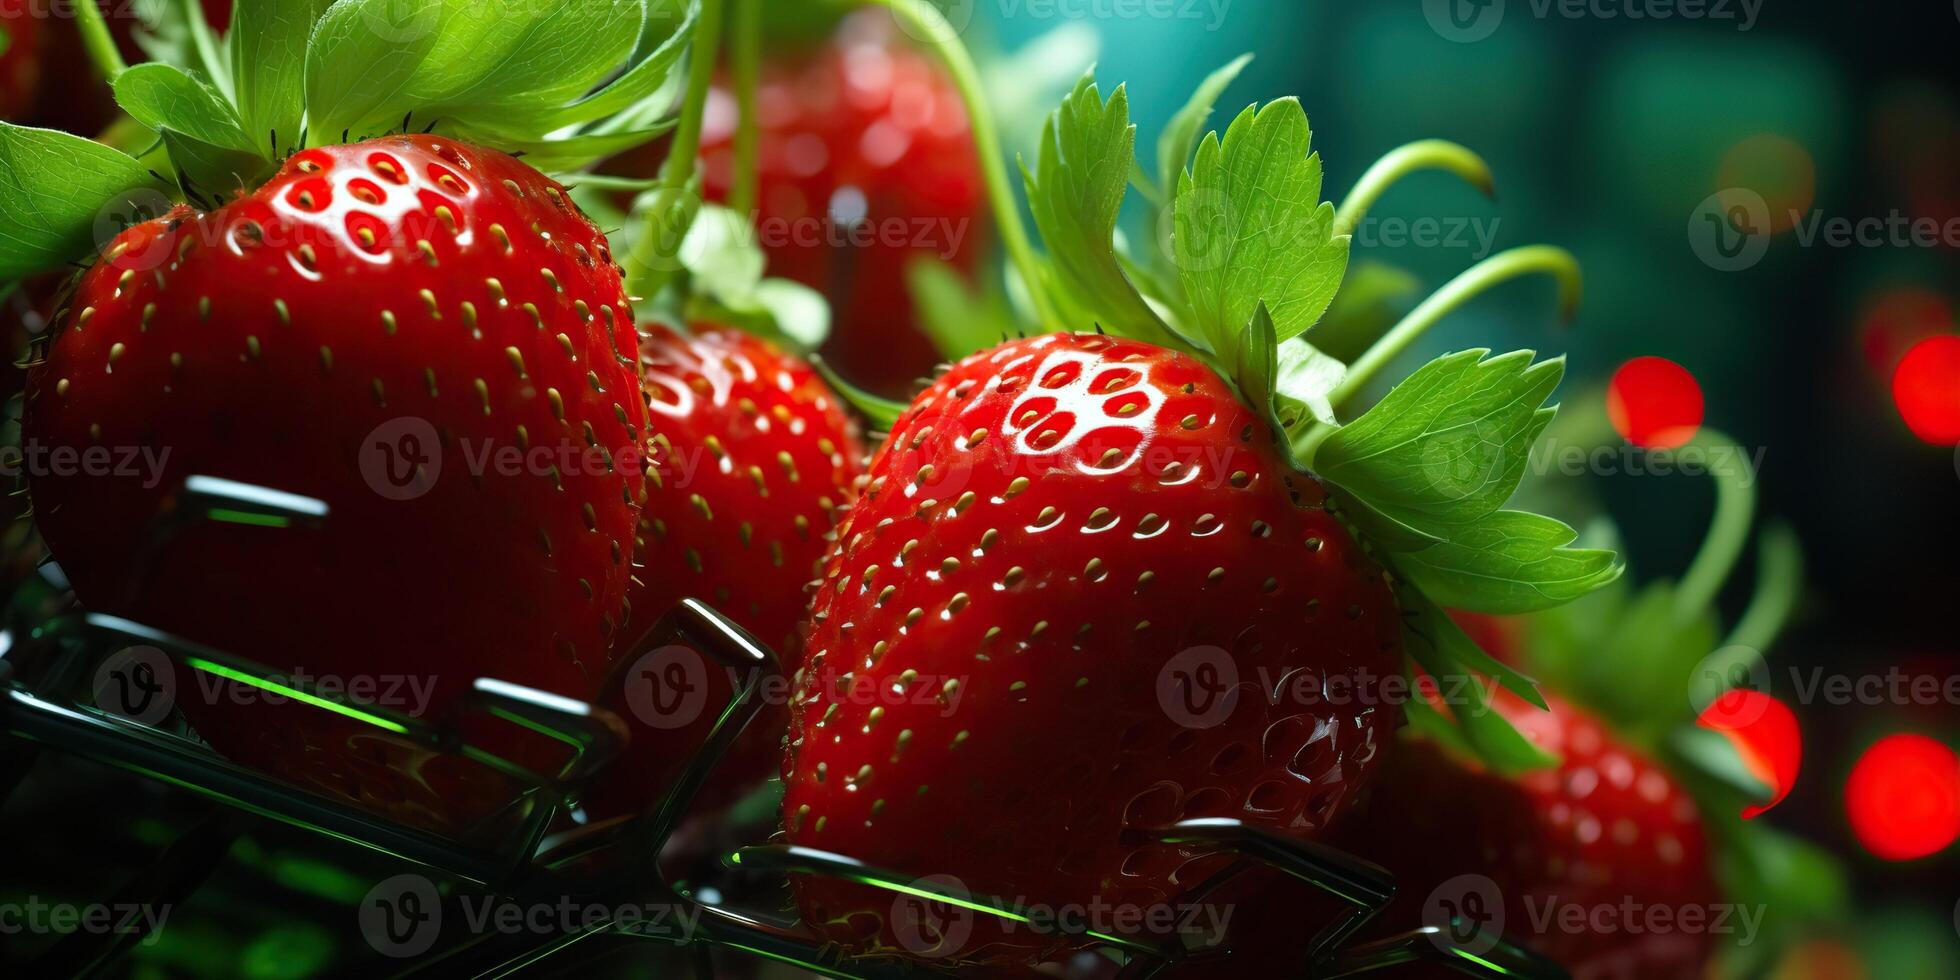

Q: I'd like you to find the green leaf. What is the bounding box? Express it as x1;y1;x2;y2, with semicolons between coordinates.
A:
450;120;677;172
1401;595;1557;776
1315;349;1564;533
539;0;695;128
1156;53;1251;203
1669;725;1772;805
160;129;275;201
745;279;829;351
670;203;830;352
1232;302;1281;436
138;0;233;101
1405;586;1548;709
1273;337;1345;431
404;0;642;122
908;258;1017;361
230;0;331;152
114;63;260;153
304;0;443;141
1174;98;1348;356
1395;510;1624;614
0;124;172;279
1021;74;1172;343
1329;488;1441;552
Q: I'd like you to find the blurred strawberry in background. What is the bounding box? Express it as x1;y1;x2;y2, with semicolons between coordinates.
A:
696;11;986;395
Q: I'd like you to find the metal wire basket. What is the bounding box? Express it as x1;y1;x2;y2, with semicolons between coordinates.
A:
0;477;1567;979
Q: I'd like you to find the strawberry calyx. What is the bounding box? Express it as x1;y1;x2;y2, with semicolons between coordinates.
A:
849;0;1622;772
2;0;703;281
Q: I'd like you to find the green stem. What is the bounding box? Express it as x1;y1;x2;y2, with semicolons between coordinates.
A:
659;0;725;190
1722;522;1803;655
74;0;129;83
1672;428;1758;629
730;0;761;220
1295;245;1580;463
858;0;1055;327
1334;140;1496;238
625;0;725;296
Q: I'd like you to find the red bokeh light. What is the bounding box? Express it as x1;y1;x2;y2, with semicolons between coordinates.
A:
1697;690;1801;819
1845;734;1960;861
1857;288;1951;381
1891;335;1960;445
1607;356;1705;449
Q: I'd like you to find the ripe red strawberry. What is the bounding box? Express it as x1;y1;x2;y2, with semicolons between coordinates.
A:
578;321;864;818
23;134;650;835
781;332;1402;965
695;12;985;395
0;0;43;120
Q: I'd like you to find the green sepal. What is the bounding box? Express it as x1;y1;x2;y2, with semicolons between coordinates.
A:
1314;349;1564;534
1155;53;1251;210
1328;488;1441;552
674;203;829;352
160;129;275;203
0;124;174;280
135;0;232;94
230;0;331;153
114;63;262;155
1395;510;1624;614
1020;72;1176;345
1667;724;1773;806
1175;97;1348;357
1401;591;1558;776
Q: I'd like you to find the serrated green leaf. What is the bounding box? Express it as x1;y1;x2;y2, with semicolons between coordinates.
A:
1156;53;1250;203
1174;98;1348;357
1021;74;1172;343
1396;510;1624;614
1315;349;1564;533
230;0;331;152
0;124;173;279
114;63;260;153
304;0;443;141
160;129;275;201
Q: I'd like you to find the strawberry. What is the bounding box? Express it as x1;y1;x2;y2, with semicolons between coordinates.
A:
23;134;651;834
781;331;1404;964
577;320;864;818
694;11;985;395
1341;693;1718;979
0;0;42;120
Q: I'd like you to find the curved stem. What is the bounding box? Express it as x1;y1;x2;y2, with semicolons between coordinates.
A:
1722;522;1803;655
74;0;129;83
1673;428;1758;629
625;0;724;295
659;0;725;190
859;0;1054;327
1335;245;1581;409
730;0;761;219
1334;139;1495;238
